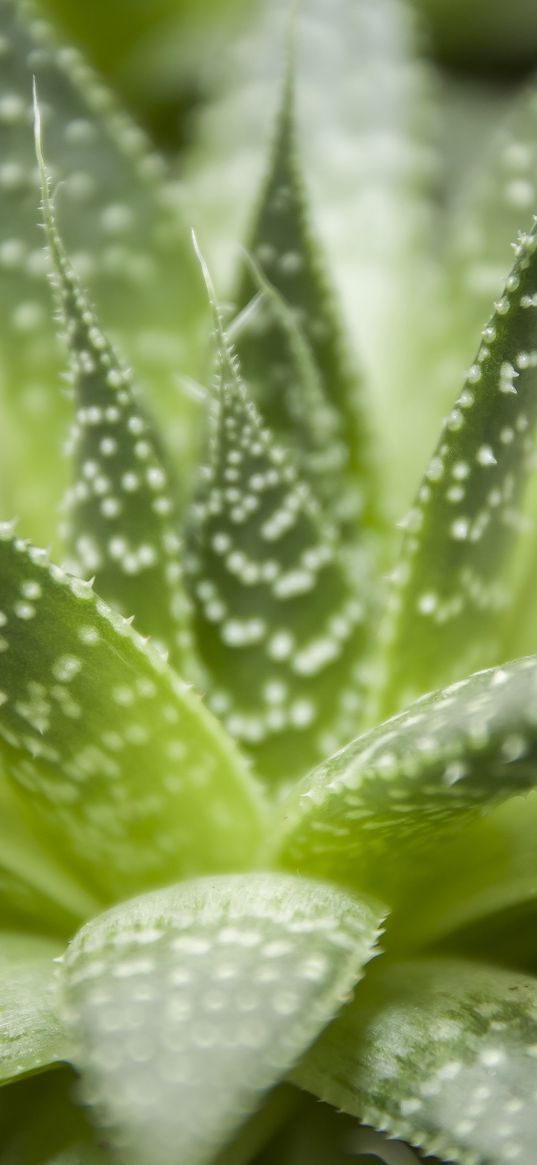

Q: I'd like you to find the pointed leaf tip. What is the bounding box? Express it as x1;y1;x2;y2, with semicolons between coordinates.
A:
233;50;379;544
186;307;370;786
36;120;198;678
378;222;537;716
0;0;203;538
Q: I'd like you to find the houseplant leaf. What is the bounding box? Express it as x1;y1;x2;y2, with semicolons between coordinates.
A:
294;956;537;1165
233;65;378;545
377;223;537;716
0;1066;110;1162
0;0;204;539
61;873;384;1165
403;791;537;960
185;0;438;509
275;655;537;903
0;526;265;902
0;777;98;933
186;269;368;784
0;930;66;1085
36;107;197;677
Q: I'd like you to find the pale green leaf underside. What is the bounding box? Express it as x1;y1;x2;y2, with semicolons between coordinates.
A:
186;305;368;785
378;224;537;717
274;656;537;899
61;873;384;1165
294;956;537;1165
0;0;204;539
0;529;265;903
37;124;197;678
0;931;67;1085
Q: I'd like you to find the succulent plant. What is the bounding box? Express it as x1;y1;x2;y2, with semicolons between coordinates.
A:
1;1;537;1163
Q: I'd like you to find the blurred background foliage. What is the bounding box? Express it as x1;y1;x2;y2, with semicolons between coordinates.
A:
32;0;255;152
32;0;537;159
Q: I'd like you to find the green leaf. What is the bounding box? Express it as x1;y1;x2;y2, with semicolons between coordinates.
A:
0;0;205;540
376;223;537;718
0;527;266;902
35;104;197;678
185;0;438;512
60;873;384;1165
235;257;365;545
274;656;537;898
0;931;67;1085
0;777;99;933
294;956;537;1165
224;1091;417;1165
0;1066;110;1163
185;268;369;785
409;791;537;960
211;1085;299;1165
233;66;378;543
437;894;537;975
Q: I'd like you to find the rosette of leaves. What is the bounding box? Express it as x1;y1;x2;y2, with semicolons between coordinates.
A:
1;1;537;1164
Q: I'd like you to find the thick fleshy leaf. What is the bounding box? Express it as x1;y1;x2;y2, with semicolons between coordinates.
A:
60;873;384;1165
0;0;204;538
36;107;197;677
0;1066;110;1162
0;931;67;1084
235;258;365;544
0;528;266;902
233;67;378;542
185;273;369;785
274;656;537;897
294;956;537;1165
185;0;438;511
377;224;537;718
0;776;99;933
185;0;433;362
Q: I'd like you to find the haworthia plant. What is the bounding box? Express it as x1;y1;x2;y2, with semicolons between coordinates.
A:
0;0;537;1164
